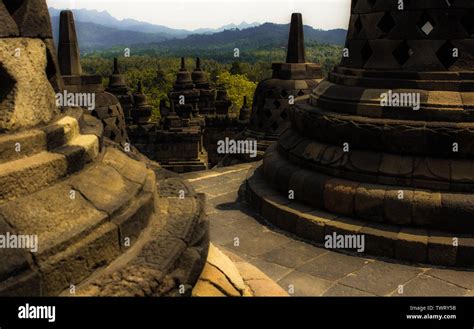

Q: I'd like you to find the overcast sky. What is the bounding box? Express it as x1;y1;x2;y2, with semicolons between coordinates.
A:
47;0;351;31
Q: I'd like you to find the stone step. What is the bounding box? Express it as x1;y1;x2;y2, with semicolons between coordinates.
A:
0;147;157;296
66;173;209;297
277;129;474;193
0;133;99;203
263;144;474;234
0;115;83;165
246;164;474;269
293;104;474;159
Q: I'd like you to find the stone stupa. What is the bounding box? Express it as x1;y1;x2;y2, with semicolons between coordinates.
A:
242;13;323;159
246;1;474;268
57;10;130;146
106;58;134;124
0;1;209;296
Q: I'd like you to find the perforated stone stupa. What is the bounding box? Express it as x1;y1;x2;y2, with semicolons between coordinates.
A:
242;13;323;159
246;1;474;268
0;1;209;296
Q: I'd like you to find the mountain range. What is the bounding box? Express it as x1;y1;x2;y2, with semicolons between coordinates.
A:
48;7;346;52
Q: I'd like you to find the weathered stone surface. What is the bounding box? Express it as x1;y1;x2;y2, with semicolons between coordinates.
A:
0;270;41;296
395;228;428;263
70;164;141;215
324;216;365;239
197;263;241;297
193;280;226;296
383;189;414;225
296;210;336;243
0;38;57;132
261;240;323;269
324;179;358;216
112;192;154;248
0;1;19;37
428;231;457;267
339;261;422;296
360;223;399;258
4;0;52;38
0;151;68;201
0;215;33;282
57;10;82;76
261;195;292;229
354;185;385;222
441;193;474;233
456;237;474;268
296;252;368;282
206;244;246;292
0;129;47;164
402;275;467;297
103;148;148;185
43;38;64;92
0;183;108;258
412;190;442;228
41;222;121;295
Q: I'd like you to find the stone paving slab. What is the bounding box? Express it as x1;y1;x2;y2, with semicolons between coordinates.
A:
399;275;468;297
261;240;327;269
279;270;333;296
323;284;376;297
185;164;474;297
296;252;371;282
338;261;423;296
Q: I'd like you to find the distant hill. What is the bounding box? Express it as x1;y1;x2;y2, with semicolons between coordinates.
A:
154;23;347;50
49;7;260;39
50;16;169;51
48;7;191;38
48;8;346;53
193;22;261;34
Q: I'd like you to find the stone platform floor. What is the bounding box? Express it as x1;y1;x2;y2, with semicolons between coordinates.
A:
183;164;474;297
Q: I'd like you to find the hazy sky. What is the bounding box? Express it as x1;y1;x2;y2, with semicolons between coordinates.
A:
46;0;351;31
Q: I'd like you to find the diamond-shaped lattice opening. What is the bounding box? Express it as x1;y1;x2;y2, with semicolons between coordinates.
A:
3;0;24;15
297;90;305;96
271;122;279;131
0;64;15;107
361;41;373;65
273;100;281;108
264;109;272;118
417;12;435;36
392;41;413;66
377;12;396;34
280;110;288;120
354;16;363;35
461;10;474;35
436;41;458;69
